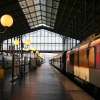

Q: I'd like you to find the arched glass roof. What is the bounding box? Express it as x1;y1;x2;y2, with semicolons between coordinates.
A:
18;0;60;29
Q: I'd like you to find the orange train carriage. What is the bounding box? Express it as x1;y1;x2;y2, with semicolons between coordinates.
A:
50;38;100;99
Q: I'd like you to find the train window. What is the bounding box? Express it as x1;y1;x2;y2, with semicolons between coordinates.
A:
70;52;74;65
88;47;95;67
96;45;100;69
79;49;88;67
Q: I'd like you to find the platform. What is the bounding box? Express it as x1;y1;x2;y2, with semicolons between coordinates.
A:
0;63;94;100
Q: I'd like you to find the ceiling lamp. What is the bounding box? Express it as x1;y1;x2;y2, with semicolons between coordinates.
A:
0;14;13;27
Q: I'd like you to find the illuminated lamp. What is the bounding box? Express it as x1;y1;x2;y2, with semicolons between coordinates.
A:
0;14;13;27
24;39;31;46
14;39;19;46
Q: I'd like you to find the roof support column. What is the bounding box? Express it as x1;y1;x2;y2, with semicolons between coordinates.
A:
62;36;66;51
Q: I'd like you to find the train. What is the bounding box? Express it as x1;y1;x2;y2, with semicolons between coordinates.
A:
50;38;100;99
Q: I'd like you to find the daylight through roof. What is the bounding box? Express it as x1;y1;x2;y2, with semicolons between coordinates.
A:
18;0;60;29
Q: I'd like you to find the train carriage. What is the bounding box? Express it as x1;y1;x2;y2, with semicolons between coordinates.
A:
50;37;100;99
51;53;62;70
65;38;100;89
50;52;67;72
66;38;100;99
88;39;100;87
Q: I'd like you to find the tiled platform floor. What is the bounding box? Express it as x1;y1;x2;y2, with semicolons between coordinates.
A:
0;63;94;100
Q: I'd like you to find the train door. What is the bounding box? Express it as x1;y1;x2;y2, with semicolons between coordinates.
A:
70;51;74;74
61;51;66;73
74;49;79;77
66;51;74;73
86;44;100;87
66;51;70;72
96;45;100;69
93;45;100;87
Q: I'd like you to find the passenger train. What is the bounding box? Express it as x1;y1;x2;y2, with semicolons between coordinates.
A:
50;37;100;99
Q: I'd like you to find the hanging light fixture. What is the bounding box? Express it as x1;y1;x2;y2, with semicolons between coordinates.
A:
0;14;13;27
14;39;19;46
24;39;31;46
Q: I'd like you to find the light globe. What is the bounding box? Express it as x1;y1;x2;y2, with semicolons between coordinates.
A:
0;14;13;27
14;39;19;46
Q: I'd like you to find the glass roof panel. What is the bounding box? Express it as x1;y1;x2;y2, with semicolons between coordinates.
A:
38;20;42;24
30;13;36;18
47;18;51;22
29;22;34;26
40;0;46;5
19;1;27;8
51;14;56;19
53;1;59;8
27;19;32;23
34;0;39;5
25;14;31;19
46;0;52;7
41;5;46;11
29;6;34;13
23;8;30;14
37;16;41;20
32;17;37;21
36;11;41;16
42;20;46;24
46;22;51;26
47;13;51;18
52;9;57;14
41;11;46;16
26;0;33;6
46;7;52;13
51;23;54;27
35;5;40;11
42;16;46;20
34;21;38;25
51;20;55;23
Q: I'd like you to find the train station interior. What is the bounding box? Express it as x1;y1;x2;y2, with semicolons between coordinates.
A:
0;0;100;100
